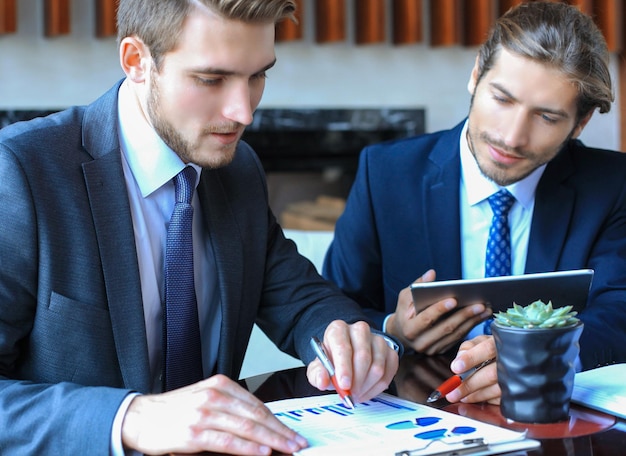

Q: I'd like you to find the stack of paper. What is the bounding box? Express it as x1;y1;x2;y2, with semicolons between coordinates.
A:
267;393;540;456
572;363;626;419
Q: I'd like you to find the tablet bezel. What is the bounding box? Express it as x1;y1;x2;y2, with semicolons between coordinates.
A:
409;269;594;314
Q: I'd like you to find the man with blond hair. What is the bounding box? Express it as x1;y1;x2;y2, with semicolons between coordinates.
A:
0;1;400;454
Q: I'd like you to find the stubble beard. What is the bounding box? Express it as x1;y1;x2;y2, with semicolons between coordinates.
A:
146;74;239;169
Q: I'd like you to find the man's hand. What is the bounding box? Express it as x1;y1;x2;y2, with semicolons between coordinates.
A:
121;375;308;455
445;335;501;405
306;320;399;404
386;270;492;355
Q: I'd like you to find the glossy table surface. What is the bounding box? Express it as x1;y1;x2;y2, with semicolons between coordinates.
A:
249;353;626;455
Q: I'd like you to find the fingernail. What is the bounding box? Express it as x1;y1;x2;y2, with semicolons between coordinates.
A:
472;304;484;315
340;375;351;389
295;434;309;447
451;358;466;372
444;299;456;310
447;389;461;402
287;440;300;452
259;445;271;455
316;371;324;387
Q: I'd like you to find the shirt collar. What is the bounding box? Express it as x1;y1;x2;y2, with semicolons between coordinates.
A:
459;119;545;210
117;80;200;197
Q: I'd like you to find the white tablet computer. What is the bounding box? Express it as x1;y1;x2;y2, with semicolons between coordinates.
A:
410;269;593;314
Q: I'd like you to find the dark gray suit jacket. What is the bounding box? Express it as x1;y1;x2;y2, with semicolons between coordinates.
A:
0;81;365;454
324;120;626;371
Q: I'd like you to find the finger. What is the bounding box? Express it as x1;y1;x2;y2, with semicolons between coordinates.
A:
413;269;436;284
306;358;332;392
323;320;359;391
445;363;500;404
419;308;493;355
401;298;472;353
192;405;308;455
355;336;398;402
195;376;307;446
345;322;372;396
198;377;308;453
450;337;497;375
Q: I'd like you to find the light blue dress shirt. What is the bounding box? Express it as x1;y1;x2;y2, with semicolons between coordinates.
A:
110;80;222;455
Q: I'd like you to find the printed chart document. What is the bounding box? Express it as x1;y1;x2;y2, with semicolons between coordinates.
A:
572;363;626;419
267;393;540;455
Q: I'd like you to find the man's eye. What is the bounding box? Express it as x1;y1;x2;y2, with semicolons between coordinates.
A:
252;72;268;81
540;114;558;124
196;76;221;86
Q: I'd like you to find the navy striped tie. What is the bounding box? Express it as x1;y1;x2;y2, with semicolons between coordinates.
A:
163;166;203;391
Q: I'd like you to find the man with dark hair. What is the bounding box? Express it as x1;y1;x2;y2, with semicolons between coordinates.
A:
0;1;400;454
324;1;626;405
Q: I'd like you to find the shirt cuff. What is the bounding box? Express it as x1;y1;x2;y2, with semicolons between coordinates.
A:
382;313;393;333
111;392;140;456
370;328;404;357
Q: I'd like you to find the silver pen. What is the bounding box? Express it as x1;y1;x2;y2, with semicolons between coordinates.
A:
310;336;355;409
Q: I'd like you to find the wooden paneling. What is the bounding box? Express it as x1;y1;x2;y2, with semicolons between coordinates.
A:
620;56;626;151
465;0;495;46
499;0;525;16
355;0;386;44
315;0;346;43
567;0;594;15
0;0;17;34
430;0;461;46
592;0;622;52
44;0;71;36
392;0;422;45
95;0;116;38
276;0;303;42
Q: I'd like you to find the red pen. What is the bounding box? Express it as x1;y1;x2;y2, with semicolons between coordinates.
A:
310;336;355;409
427;358;495;403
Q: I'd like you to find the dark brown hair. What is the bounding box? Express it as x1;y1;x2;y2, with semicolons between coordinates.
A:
475;2;613;120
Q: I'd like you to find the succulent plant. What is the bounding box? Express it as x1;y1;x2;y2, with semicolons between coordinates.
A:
494;299;580;329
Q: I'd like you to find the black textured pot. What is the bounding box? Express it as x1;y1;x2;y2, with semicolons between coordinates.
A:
491;320;584;423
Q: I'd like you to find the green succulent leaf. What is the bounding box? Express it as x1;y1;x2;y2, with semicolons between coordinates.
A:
494;299;579;329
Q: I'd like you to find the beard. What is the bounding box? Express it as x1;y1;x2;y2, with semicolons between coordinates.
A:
466;122;574;187
146;69;240;169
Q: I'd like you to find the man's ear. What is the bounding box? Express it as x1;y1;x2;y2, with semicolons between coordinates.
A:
467;55;480;95
571;111;594;139
119;36;151;83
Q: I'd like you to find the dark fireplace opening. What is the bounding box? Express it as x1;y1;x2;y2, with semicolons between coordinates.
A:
242;108;425;228
1;108;425;229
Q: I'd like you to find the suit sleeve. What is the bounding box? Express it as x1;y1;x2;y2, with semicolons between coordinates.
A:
577;170;626;370
322;147;389;329
0;144;131;455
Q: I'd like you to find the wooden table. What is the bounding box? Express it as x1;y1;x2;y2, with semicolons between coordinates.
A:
249;353;626;455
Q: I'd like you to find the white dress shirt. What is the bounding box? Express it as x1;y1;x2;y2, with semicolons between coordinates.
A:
459;120;545;279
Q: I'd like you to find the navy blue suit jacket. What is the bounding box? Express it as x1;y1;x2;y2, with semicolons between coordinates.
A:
0;81;366;455
324;120;626;371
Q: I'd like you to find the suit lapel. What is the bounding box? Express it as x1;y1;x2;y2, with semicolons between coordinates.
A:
196;170;244;378
525;147;576;273
423;124;464;280
81;82;152;392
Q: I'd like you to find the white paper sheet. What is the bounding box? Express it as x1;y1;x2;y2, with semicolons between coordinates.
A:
266;393;540;455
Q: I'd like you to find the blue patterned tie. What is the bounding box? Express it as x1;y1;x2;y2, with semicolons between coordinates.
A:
163;166;203;391
485;189;516;278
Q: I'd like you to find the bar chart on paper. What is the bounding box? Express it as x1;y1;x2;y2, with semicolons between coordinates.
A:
266;393;540;455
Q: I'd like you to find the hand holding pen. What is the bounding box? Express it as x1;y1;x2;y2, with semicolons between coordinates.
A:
310;336;355;409
427;358;496;403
